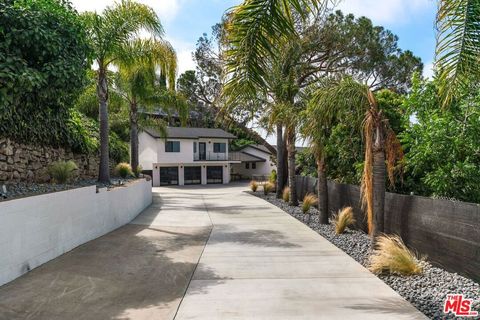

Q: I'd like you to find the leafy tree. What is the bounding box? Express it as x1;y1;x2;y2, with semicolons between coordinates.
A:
0;0;90;149
401;75;480;202
82;0;163;183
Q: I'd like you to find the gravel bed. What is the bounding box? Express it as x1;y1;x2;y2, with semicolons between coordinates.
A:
252;192;480;320
0;178;139;202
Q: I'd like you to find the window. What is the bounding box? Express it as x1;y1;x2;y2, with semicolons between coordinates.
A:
252;162;256;169
193;142;197;153
213;142;226;153
245;162;250;169
165;141;180;152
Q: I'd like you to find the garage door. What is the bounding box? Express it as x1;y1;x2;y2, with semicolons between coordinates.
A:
207;166;223;184
160;167;179;186
184;166;201;185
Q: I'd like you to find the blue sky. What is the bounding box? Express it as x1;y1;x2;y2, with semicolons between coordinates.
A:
72;0;437;77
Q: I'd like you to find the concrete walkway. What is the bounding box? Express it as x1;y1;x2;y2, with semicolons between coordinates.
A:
0;183;426;319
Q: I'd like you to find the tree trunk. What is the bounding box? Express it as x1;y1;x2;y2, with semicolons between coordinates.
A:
317;154;329;224
282;130;288;187
286;127;298;206
130;102;139;176
97;67;110;183
276;124;285;198
372;126;386;240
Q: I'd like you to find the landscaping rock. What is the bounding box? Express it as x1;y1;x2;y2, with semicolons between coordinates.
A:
252;192;480;320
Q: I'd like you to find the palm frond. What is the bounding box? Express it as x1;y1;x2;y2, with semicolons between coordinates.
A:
224;0;325;93
435;0;480;107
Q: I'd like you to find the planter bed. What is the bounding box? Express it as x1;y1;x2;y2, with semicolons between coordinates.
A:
0;178;139;202
251;191;480;320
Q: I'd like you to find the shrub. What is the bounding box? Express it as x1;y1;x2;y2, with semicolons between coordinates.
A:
333;207;356;234
269;169;277;183
302;193;318;213
134;165;143;177
282;186;290;202
250;180;258;192
48;160;78;184
368;234;423;275
115;162;133;178
263;181;275;195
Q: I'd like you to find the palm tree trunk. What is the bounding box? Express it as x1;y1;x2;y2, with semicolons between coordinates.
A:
130;102;139;176
276;124;285;198
372;126;386;239
286;126;298;206
317;154;329;224
282;130;288;187
97;67;110;183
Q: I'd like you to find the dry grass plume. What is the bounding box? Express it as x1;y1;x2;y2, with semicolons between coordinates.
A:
302;193;318;213
333;207;356;234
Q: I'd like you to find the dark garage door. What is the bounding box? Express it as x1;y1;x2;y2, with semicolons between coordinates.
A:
160;167;179;186
184;166;201;185
207;166;223;184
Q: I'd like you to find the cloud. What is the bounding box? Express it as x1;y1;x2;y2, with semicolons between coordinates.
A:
166;37;196;75
70;0;181;23
336;0;433;25
423;61;434;79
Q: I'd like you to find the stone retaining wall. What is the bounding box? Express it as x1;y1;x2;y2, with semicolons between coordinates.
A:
0;138;100;182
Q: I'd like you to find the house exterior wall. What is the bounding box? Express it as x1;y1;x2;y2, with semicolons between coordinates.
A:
139;132;232;186
138;132;157;171
231;146;275;179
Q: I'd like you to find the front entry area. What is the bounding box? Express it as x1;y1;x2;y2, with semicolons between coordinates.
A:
159;167;179;186
206;166;223;184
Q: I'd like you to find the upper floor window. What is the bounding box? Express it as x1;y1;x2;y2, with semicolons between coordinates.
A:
252;162;256;169
165;141;180;152
193;142;197;153
213;142;226;153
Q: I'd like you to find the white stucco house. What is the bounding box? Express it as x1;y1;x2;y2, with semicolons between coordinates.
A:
139;127;237;186
139;127;276;186
229;144;275;180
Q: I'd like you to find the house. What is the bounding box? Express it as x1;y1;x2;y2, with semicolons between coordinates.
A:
139;127;238;186
230;144;275;180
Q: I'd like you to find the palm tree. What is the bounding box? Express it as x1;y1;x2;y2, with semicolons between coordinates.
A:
83;0;163;183
435;0;480;107
114;39;180;174
224;0;326;200
310;77;403;238
301;95;332;224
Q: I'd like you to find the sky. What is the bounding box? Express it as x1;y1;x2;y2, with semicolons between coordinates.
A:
71;0;438;143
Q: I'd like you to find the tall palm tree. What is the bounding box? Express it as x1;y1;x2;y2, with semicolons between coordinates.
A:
83;0;163;183
435;0;480;107
310;77;403;238
115;39;180;174
302;92;332;224
224;0;326;200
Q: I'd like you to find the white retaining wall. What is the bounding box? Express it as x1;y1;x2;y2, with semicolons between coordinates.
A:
0;179;152;286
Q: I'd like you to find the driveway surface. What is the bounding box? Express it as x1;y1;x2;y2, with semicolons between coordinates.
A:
0;183;426;320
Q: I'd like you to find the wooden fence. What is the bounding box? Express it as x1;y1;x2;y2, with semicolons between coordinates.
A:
295;175;480;282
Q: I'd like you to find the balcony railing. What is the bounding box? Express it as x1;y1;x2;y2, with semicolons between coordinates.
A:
194;152;242;161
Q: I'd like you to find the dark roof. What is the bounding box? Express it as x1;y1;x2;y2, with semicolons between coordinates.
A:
145;127;236;139
242;144;272;155
230;151;266;163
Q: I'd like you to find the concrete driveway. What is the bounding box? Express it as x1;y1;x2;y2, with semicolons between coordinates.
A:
0;183;426;320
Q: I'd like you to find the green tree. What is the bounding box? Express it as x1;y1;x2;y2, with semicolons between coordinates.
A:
0;0;90;149
82;0;163;183
115;39;180;173
309;77;403;239
401;75;480;202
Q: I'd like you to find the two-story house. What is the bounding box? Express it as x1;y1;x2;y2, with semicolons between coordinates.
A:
139;127;238;186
